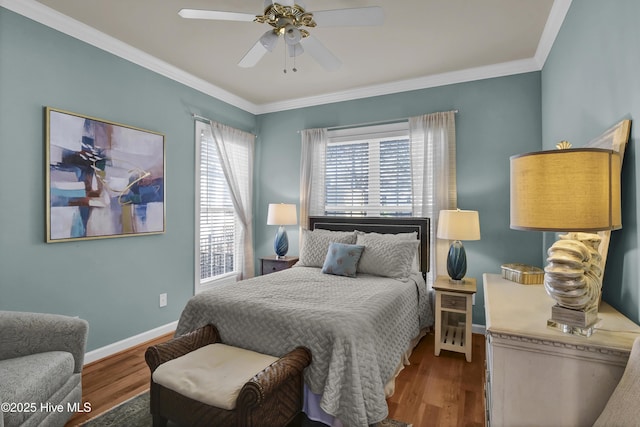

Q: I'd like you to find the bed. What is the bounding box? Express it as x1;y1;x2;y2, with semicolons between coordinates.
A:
175;216;433;426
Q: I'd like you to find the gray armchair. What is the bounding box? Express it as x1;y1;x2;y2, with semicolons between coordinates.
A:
0;311;88;427
593;336;640;426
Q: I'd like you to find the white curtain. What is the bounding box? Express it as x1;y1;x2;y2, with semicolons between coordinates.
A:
409;111;457;288
208;120;255;279
299;128;328;230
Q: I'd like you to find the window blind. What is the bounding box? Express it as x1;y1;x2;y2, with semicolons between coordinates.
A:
379;139;412;214
324;122;411;216
198;126;236;283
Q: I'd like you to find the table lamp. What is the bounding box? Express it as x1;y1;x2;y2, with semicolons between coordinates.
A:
437;209;481;282
267;203;297;258
510;146;622;336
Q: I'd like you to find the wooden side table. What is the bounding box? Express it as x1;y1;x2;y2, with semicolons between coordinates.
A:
433;275;476;362
260;256;298;275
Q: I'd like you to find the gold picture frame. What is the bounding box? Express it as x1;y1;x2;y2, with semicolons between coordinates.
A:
46;107;165;242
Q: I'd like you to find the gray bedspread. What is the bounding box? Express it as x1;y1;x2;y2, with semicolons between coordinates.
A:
175;266;433;427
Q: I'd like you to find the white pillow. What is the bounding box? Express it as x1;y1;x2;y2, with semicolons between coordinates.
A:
356;232;419;279
298;229;357;268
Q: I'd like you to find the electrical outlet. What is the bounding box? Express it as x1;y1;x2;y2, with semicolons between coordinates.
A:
472;293;476;305
159;293;167;307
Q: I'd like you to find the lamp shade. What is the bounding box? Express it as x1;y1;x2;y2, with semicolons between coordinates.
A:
267;203;297;226
437;210;481;241
510;148;621;232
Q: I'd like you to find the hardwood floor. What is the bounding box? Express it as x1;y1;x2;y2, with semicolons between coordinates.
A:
65;332;174;427
66;331;486;427
387;333;486;427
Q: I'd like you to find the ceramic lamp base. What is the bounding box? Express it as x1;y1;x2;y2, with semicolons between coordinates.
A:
446;240;467;281
274;226;289;258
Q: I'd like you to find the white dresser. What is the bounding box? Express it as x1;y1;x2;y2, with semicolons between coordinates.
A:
484;273;640;427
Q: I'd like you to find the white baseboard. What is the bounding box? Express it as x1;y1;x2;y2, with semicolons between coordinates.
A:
84;320;178;365
472;324;486;335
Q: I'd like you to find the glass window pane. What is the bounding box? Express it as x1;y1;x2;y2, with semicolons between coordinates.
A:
324;131;411;217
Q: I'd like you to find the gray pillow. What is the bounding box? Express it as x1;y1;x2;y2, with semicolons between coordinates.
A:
298;229;357;268
356;233;419;279
355;230;420;273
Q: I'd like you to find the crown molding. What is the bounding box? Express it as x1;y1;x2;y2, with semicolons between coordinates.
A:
0;0;258;113
255;58;541;114
534;0;573;68
2;0;571;115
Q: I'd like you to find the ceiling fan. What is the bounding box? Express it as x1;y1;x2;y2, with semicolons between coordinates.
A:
178;1;384;72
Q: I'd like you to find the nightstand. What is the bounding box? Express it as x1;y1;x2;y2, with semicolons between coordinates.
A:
433;275;476;362
260;256;298;275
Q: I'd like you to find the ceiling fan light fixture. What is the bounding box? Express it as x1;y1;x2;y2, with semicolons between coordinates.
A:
288;42;304;57
283;24;302;45
259;30;279;51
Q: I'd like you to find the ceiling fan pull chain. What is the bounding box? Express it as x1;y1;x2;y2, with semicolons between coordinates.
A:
283;41;287;73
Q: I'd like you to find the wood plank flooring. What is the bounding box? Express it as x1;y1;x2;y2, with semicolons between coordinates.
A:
387;333;486;427
65;332;174;427
66;331;485;427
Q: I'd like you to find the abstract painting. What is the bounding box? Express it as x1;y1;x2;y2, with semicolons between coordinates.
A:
46;107;165;242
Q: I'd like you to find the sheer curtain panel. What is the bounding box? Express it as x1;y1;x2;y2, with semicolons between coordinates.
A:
409;111;457;287
207;120;255;280
299;128;328;229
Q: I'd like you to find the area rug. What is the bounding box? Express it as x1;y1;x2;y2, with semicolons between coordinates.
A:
82;391;412;427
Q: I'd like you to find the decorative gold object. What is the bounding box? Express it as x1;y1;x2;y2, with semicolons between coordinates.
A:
555;140;572;150
501;263;544;285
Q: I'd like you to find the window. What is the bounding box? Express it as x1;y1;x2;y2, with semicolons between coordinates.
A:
325;122;411;216
195;121;252;291
301;112;457;288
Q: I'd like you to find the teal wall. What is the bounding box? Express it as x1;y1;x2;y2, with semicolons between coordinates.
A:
541;0;640;323
0;8;255;351
255;73;544;325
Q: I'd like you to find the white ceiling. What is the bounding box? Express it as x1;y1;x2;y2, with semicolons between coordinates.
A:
9;0;569;113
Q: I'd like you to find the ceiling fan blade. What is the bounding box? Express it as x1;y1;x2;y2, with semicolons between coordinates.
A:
239;30;279;68
312;6;384;27
178;9;256;22
238;40;269;68
300;36;341;71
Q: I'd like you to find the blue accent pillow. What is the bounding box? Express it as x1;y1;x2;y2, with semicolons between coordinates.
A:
321;243;365;278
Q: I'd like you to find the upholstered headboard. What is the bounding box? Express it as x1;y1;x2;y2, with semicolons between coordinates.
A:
308;216;430;274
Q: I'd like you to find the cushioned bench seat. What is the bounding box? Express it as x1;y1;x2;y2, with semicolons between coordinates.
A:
152;343;279;410
145;324;311;427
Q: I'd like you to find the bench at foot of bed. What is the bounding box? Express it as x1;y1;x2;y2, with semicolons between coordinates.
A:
145;324;312;427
